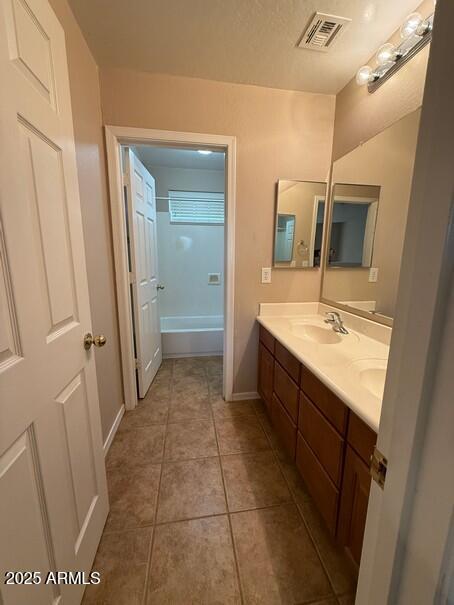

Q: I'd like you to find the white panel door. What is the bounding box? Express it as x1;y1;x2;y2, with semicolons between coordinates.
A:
0;0;108;602
124;148;162;398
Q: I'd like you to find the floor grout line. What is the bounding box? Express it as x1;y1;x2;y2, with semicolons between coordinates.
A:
252;402;345;600
102;492;301;536
207;363;246;605
141;357;174;605
101;358;353;604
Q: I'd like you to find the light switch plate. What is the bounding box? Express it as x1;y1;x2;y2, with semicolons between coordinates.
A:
369;267;379;282
261;267;272;284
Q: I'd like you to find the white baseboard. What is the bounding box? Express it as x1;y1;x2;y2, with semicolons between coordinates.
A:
163;352;223;359
103;404;125;457
230;391;260;401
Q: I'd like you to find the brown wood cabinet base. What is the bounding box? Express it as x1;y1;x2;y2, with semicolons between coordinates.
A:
338;445;372;566
257;324;377;562
296;433;339;534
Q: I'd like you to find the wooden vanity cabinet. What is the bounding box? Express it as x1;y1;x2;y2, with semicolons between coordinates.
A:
337;446;371;566
258;326;275;413
271;394;297;459
296;433;339;534
258;343;273;413
300;365;348;434
274;361;299;422
338;413;376;566
299;393;345;487
297;375;347;535
257;325;377;561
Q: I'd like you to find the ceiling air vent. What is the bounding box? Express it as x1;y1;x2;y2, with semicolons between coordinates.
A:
298;13;351;52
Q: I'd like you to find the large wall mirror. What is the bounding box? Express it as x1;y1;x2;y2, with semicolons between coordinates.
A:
273;180;327;269
322;109;421;322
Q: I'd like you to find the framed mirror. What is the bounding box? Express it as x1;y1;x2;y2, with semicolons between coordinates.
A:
321;109;421;323
273;180;327;269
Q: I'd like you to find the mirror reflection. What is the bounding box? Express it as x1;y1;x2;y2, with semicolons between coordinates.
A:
328;184;380;268
273;180;326;269
322;109;421;320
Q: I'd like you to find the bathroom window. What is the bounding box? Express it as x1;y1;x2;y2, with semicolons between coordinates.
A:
169;190;224;224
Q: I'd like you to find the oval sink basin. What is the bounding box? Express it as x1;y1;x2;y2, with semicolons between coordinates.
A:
290;324;342;344
349;359;388;399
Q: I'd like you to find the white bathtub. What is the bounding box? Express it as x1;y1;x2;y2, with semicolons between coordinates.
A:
160;315;224;357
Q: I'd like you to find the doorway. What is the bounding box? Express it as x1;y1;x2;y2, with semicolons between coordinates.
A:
105;127;236;409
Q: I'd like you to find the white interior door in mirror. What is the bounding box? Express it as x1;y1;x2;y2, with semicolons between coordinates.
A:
0;0;108;601
124;148;162;398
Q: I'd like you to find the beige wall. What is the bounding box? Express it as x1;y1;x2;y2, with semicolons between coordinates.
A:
333;0;433;160
48;0;124;441
100;68;335;392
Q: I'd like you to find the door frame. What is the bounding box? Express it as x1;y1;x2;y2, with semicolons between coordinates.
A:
356;0;454;601
105;126;236;410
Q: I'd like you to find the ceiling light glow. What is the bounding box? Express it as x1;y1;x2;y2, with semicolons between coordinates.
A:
376;43;398;66
356;65;375;86
400;12;424;39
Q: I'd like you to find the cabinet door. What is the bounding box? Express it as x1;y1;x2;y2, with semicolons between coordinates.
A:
272;394;297;459
258;342;274;412
338;445;372;566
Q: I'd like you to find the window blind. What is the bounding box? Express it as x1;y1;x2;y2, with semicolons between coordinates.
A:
168;190;224;224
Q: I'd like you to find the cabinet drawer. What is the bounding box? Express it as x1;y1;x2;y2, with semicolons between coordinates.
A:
300;365;348;435
258;342;274;413
296;434;339;535
259;325;275;355
275;341;300;384
299;393;345;487
272;394;297;460
347;412;377;465
274;361;299;422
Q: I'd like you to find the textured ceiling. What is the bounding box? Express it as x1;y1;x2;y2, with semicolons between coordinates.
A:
133;146;225;171
69;0;422;94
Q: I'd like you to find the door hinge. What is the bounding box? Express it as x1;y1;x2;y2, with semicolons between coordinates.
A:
123;172;130;187
135;358;141;370
129;271;135;285
370;446;387;489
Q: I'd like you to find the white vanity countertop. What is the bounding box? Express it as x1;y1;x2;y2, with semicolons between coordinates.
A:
257;302;391;432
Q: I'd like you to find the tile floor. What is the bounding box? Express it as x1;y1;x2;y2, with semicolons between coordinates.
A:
83;356;357;605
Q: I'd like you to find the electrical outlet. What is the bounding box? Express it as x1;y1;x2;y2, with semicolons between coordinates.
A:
369;267;379;283
261;267;272;284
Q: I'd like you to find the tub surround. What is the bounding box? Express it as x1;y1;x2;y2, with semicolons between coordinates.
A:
257;302;391;432
161;315;224;358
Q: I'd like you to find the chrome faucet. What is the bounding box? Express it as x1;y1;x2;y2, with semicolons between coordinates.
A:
324;311;349;334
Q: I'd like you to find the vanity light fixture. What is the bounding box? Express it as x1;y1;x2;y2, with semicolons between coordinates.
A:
356;9;434;93
375;43;400;66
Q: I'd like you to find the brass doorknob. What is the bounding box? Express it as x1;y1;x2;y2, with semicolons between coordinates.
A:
84;333;107;350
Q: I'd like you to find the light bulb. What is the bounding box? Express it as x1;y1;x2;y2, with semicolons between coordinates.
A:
356;65;375;86
400;12;423;39
376;43;398;66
